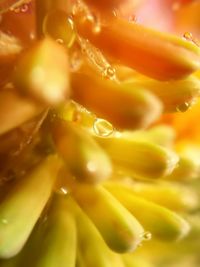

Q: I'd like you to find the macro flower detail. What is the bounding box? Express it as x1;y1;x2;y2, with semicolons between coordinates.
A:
0;1;200;267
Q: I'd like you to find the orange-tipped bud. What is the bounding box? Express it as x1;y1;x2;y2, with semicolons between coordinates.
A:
75;16;200;80
71;71;162;129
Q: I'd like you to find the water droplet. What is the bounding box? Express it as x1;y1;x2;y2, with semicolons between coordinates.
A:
93;118;114;137
86;13;101;33
11;6;20;12
10;2;29;13
78;37;116;79
67;16;74;29
102;66;116;80
183;32;193;41
69;51;83;72
1;219;8;225
43;10;75;48
176;102;190;112
55;183;69;195
60;187;68;195
141;231;152;241
92;22;101;34
112;10;118;17
20;3;28;12
129;14;137;22
72;0;86;16
56;38;64;45
30;32;35;40
86;14;93;22
183;32;200;47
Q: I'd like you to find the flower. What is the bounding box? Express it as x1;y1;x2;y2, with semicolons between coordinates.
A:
0;1;200;267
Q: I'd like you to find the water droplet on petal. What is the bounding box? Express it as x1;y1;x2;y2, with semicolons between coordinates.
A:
20;3;29;12
12;6;20;12
56;38;64;45
78;37;116;79
129;14;137;23
10;2;29;13
86;13;101;33
141;231;152;241
176;102;190;112
183;32;200;47
59;187;68;195
69;51;83;72
30;32;35;40
55;183;69;195
183;32;193;41
112;9;118;17
43;10;75;48
93;118;114;137
102;66;116;80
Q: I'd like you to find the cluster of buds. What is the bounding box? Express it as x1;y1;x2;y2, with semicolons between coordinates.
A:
0;0;200;267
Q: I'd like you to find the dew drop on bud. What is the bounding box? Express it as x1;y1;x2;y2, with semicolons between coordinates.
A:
141;231;152;241
30;32;35;40
54;167;71;195
176;102;190;112
102;66;116;80
61;187;68;195
86;13;101;33
10;2;29;13
91;13;101;34
69;51;83;72
58;187;68;195
11;6;20;12
20;3;28;12
112;10;118;17
129;14;137;23
183;32;193;41
56;38;64;45
183;32;200;47
43;10;75;48
93;118;114;137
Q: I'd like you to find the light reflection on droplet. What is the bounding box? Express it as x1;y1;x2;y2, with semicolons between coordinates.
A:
10;2;29;13
30;32;35;40
43;10;75;48
93;118;114;137
102;66;116;80
20;3;28;12
60;187;68;195
176;102;190;113
56;38;64;45
142;231;152;241
69;51;83;72
183;32;193;41
129;14;137;23
183;32;200;47
12;6;20;12
86;12;101;34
